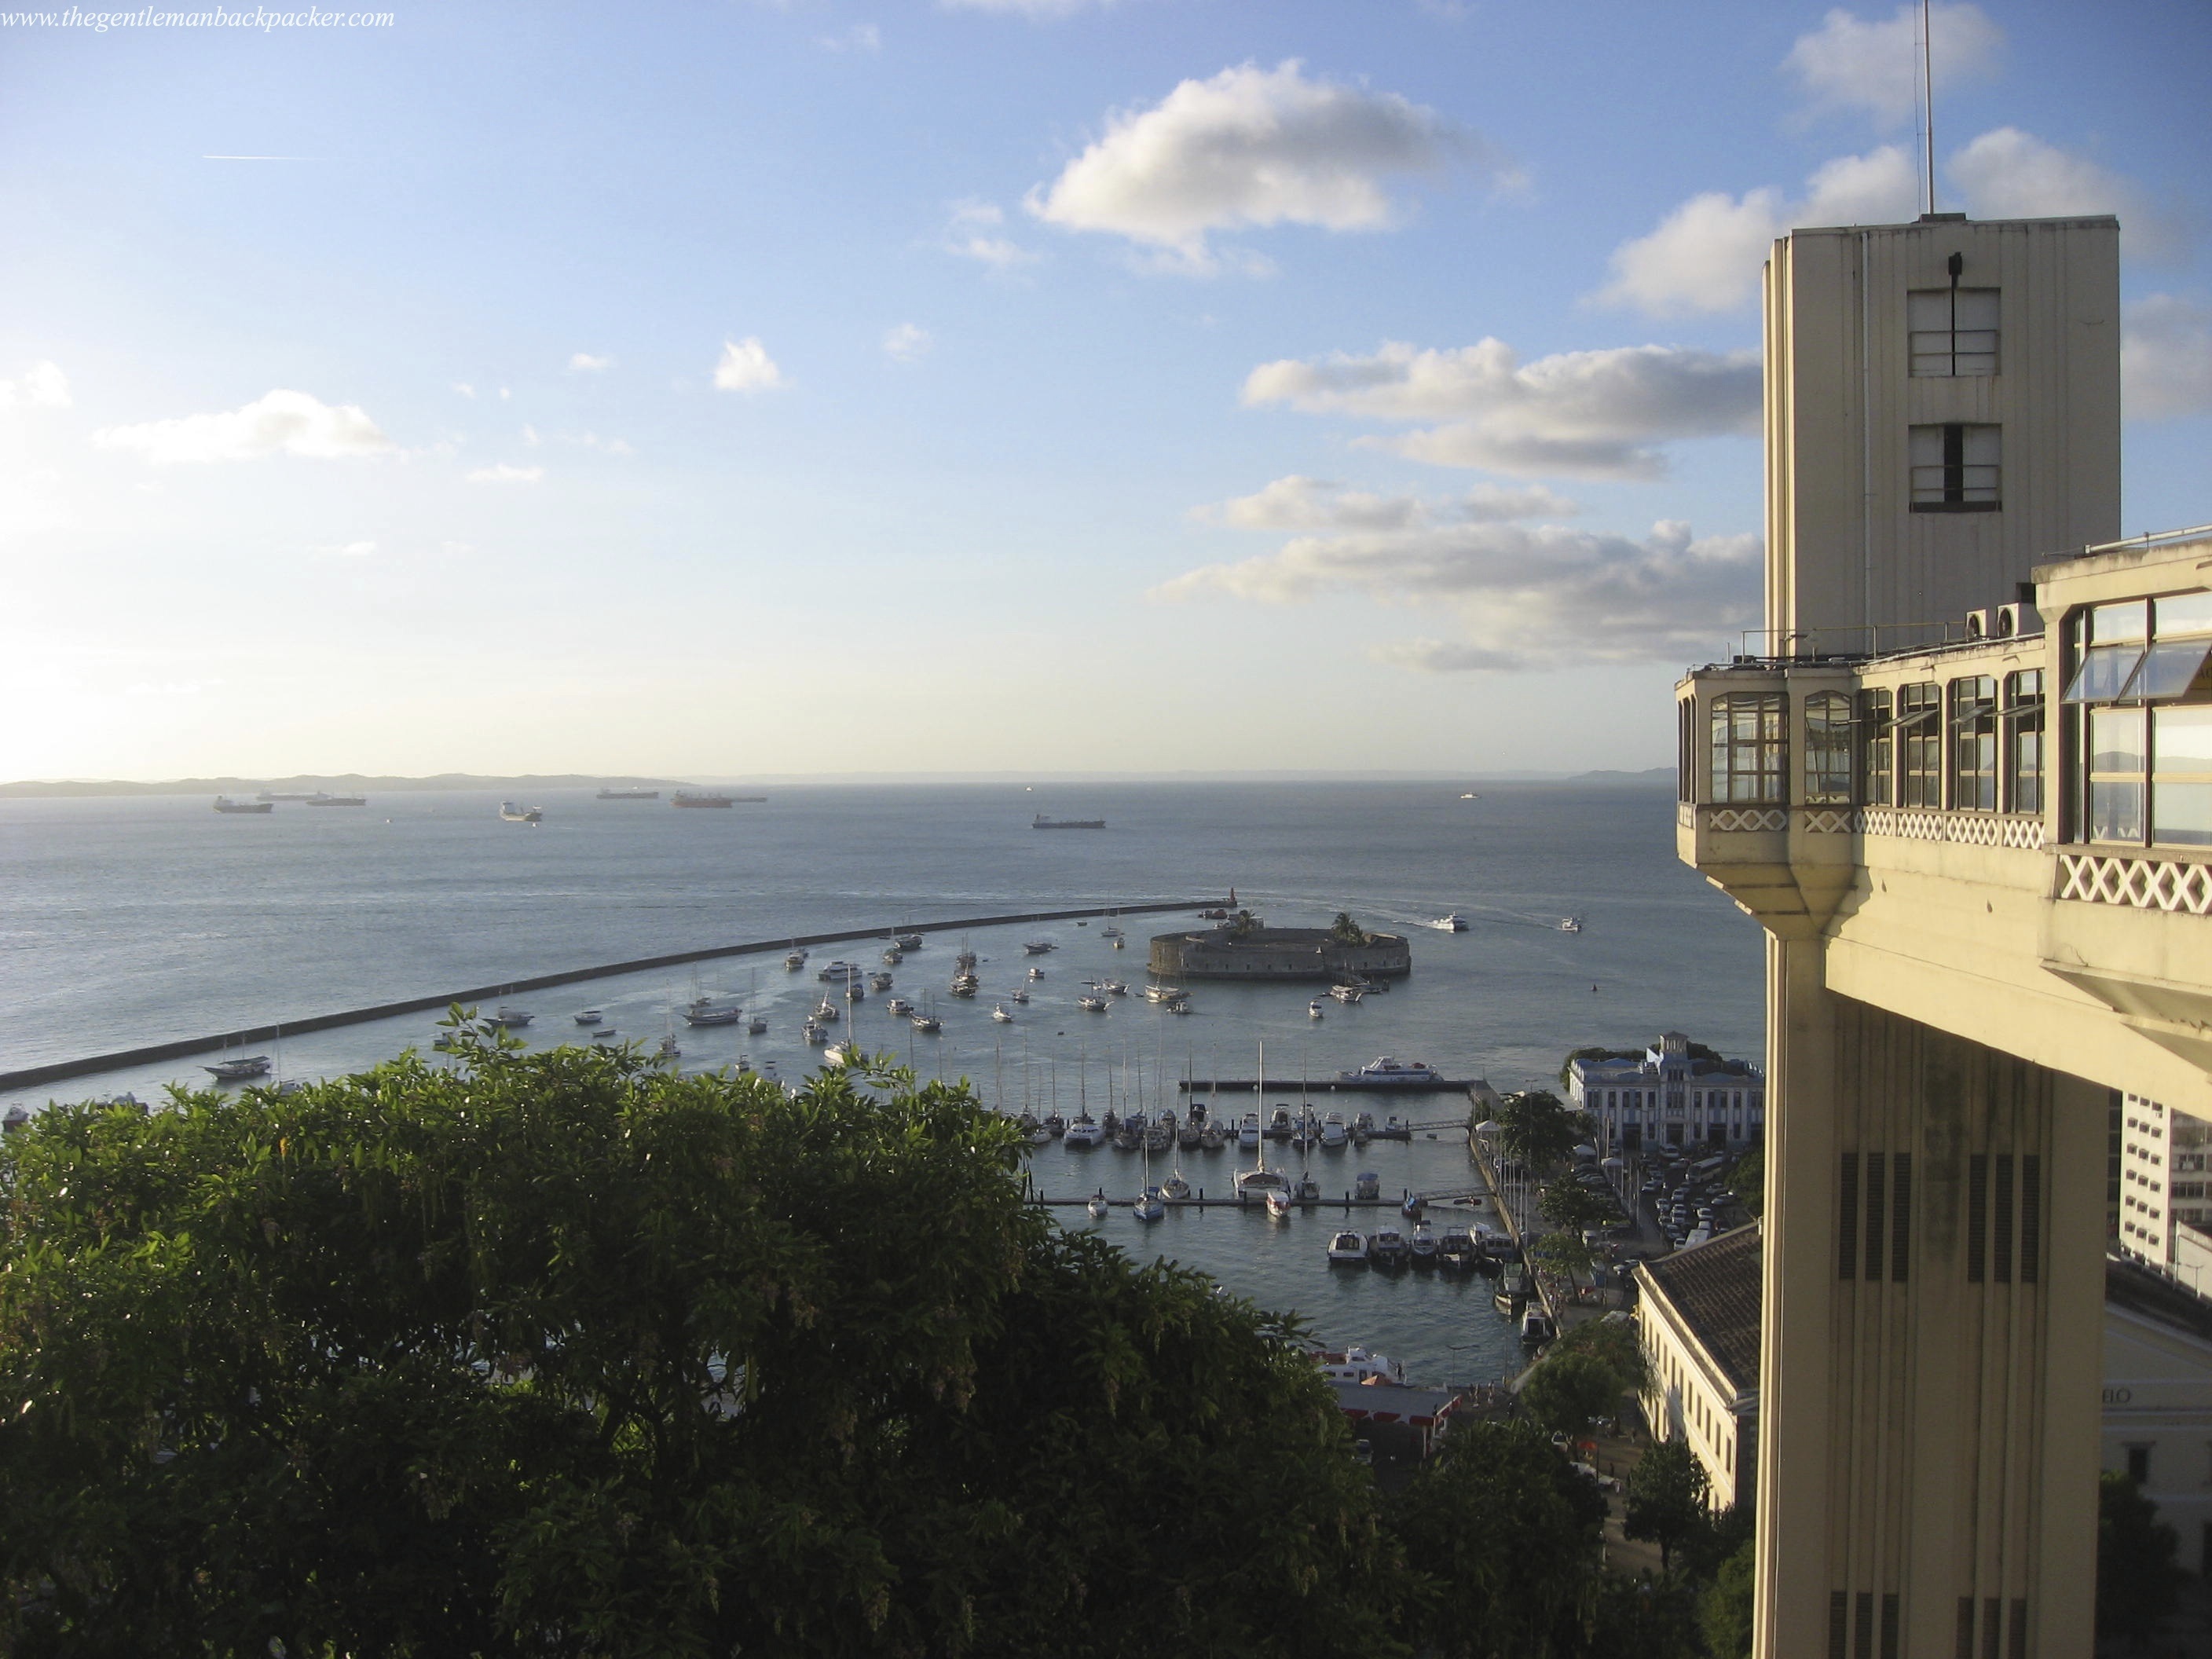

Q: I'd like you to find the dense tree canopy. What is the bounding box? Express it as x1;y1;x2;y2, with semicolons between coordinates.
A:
0;1031;1408;1656
2097;1470;2183;1644
1493;1090;1585;1175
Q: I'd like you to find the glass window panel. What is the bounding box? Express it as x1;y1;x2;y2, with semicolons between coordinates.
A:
2064;644;2147;703
2093;602;2149;645
2090;781;2145;843
2155;706;2212;771
2156;591;2212;637
2090;706;2147;775
2152;782;2212;848
2126;639;2212;701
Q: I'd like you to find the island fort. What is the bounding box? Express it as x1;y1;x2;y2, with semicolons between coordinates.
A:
1147;913;1410;982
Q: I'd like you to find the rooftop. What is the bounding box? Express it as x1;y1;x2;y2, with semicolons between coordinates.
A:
1639;1223;1763;1394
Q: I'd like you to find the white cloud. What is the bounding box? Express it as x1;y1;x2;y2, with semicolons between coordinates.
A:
561;430;636;455
311;539;378;557
713;337;787;393
93;389;394;464
1027;60;1507;272
1947;127;2177;256
818;21;880;49
2124;295;2212;419
522;424;541;446
441;540;476;555
452;382;476;398
1240;339;1761;481
0;361;71;408
1596;146;1917;316
466;463;544;484
568;353;614;372
940;200;1041;269
882;322;933;364
1192;475;1578;531
1784;2;2002;126
1155;517;1762;670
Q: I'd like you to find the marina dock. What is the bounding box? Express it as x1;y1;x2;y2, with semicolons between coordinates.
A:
1177;1077;1479;1094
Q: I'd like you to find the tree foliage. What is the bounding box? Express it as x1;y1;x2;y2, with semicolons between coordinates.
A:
1540;1180;1616;1234
1389;1421;1608;1659
1623;1438;1710;1573
1546;1314;1650;1397
1698;1538;1756;1659
1725;1144;1764;1219
0;1034;1409;1657
1328;912;1369;946
1496;1090;1583;1175
1519;1353;1623;1441
1530;1231;1596;1281
2097;1470;2183;1645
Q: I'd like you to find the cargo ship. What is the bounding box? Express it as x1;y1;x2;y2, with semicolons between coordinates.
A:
213;797;273;814
1031;814;1105;830
596;788;660;800
672;791;767;808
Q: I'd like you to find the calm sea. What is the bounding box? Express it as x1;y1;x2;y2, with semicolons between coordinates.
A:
0;779;1763;1385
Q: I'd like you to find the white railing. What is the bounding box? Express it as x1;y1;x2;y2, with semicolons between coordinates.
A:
2056;852;2212;916
1690;804;2044;848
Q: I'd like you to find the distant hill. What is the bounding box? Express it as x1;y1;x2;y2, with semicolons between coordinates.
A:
0;774;692;800
1571;767;1675;786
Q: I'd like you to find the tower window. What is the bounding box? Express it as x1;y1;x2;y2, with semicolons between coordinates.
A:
1896;683;1943;808
1908;287;1999;376
1950;676;1999;811
2004;671;2045;815
1859;687;1893;805
1910;423;2001;511
1804;691;1855;804
1709;692;1788;804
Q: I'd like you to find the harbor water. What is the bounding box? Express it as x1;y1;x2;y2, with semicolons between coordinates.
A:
0;779;1763;1385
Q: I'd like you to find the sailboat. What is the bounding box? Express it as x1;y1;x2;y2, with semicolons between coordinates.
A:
1234;1037;1292;1210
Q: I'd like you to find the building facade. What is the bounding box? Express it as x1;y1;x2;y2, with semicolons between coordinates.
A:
1567;1031;1764;1153
1635;1225;1762;1511
1671;209;2212;1659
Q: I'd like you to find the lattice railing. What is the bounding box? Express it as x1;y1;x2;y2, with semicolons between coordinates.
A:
1859;808;2046;850
2056;852;2212;915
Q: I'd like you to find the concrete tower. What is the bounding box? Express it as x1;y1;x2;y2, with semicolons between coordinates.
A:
1673;211;2211;1659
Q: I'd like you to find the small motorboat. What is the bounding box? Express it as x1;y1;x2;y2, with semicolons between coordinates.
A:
886;998;916;1016
1428;913;1470;932
1408;1219;1439;1267
1320;1112;1349;1149
1265;1187;1291;1219
881;947;903;965
784;949;808;970
1521;1306;1555;1344
1559;917;1583;933
1369;1224;1408;1267
1087;1193;1110;1221
1027;966;1046;980
591;1027;621;1042
910;1012;941;1034
1170;1000;1192;1015
1023;939;1057;954
489;1006;534;1027
1007;987;1031;1004
802;1019;826;1045
1353;1171;1381;1201
991;1004;1015;1023
870;971;894;991
573;1009;604;1025
2;1105;31;1134
1309;998;1325;1019
1133;1185;1166;1222
1326;1229;1368;1265
1162;1171;1191;1200
1077;994;1108;1013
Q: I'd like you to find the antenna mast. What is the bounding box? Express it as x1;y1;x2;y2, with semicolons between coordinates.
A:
1921;0;1937;214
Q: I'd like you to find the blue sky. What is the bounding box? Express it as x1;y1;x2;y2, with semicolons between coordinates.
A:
2;0;2207;779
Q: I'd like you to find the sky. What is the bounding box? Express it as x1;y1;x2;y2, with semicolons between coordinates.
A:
2;0;2207;781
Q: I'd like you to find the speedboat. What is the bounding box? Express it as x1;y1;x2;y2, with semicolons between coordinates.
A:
1266;1106;1294;1139
1320;1112;1349;1149
1237;1111;1262;1149
1559;917;1583;933
1133;1185;1166;1222
1338;1057;1441;1086
1326;1230;1368;1265
1368;1225;1408;1267
991;1004;1015;1023
1077;994;1108;1013
1328;984;1364;1005
1309;998;1325;1019
1353;1171;1381;1201
1265;1186;1291;1218
1428;913;1470;932
1087;1193;1110;1221
203;1054;273;1081
1162;1171;1191;1200
1408;1219;1440;1267
802;1019;826;1045
489;1006;534;1027
573;1009;604;1025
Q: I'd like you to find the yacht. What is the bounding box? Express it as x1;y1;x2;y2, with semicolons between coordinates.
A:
886;998;916;1016
812;998;840;1022
1237;1111;1262;1150
1337;1057;1442;1086
573;1009;604;1025
892;932;924;951
203;1054;273;1081
213;796;273;814
991;1004;1015;1023
1326;1230;1368;1265
683;1002;745;1027
881;947;903;965
784;948;808;970
498;802;543;823
489;1006;533;1027
1144;983;1186;1004
1266;1106;1294;1139
1101;925;1123;939
1427;913;1470;932
1027;965;1046;980
1087;1192;1110;1221
1308;998;1325;1020
1064;1116;1103;1148
816;961;858;983
1097;980;1129;996
1265;1186;1292;1219
1408;1219;1440;1268
1312;1346;1406;1386
1320;1112;1349;1149
1235;1167;1290;1203
1077;994;1108;1013
949;974;980;998
1368;1225;1408;1267
1353;1171;1381;1201
1327;984;1364;1005
1022;939;1057;955
1198;1120;1225;1152
1133;1185;1166;1222
1161;1171;1191;1201
869;971;894;992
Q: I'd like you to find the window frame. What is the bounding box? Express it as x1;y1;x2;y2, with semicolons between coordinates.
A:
2003;669;2045;816
1708;690;1789;806
1803;691;1855;805
1908;423;2002;514
1949;675;1999;811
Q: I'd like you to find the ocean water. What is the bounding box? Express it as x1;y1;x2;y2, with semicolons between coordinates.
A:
0;780;1764;1384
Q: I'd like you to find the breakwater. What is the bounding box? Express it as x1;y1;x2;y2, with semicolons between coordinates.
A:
0;897;1223;1092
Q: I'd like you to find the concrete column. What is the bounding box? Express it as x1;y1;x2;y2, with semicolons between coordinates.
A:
1754;950;2104;1658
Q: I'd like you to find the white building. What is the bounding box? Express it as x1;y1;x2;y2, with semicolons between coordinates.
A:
2115;1092;2212;1277
1639;1226;2212;1567
1566;1031;1764;1154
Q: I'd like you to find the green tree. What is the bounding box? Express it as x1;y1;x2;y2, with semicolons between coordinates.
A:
1547;1314;1650;1397
1530;1231;1597;1281
1624;1439;1711;1573
1390;1420;1608;1659
1328;911;1369;945
1726;1144;1764;1219
1587;1573;1705;1659
1540;1180;1616;1234
1496;1090;1583;1175
1519;1352;1624;1441
0;1033;1410;1657
1699;1538;1756;1659
2097;1470;2183;1646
